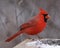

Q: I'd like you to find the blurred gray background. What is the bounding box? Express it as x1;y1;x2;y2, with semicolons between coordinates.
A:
0;0;60;48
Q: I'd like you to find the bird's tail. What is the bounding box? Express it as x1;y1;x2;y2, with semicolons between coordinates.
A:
5;30;23;42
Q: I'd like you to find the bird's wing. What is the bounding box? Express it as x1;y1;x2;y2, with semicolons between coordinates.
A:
20;20;37;30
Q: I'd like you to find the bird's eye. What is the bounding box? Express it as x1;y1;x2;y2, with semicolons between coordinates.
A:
43;14;48;16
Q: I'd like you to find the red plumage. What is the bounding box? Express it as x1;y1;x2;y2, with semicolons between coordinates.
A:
5;8;50;42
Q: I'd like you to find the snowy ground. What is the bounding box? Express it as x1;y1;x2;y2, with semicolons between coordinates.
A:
26;39;60;48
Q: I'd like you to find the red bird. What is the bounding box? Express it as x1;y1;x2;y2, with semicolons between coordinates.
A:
5;8;50;42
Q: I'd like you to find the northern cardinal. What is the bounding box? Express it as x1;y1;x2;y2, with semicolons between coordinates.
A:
5;8;50;42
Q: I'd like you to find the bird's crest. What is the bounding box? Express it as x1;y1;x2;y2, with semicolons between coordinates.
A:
40;8;48;14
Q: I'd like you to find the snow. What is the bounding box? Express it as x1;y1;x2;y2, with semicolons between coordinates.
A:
26;40;60;48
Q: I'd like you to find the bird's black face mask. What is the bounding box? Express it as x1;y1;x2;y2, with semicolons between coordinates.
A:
43;14;48;22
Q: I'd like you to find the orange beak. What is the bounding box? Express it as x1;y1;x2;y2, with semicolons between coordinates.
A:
46;15;50;19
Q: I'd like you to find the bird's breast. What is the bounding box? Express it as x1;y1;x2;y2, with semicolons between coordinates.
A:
36;20;46;32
